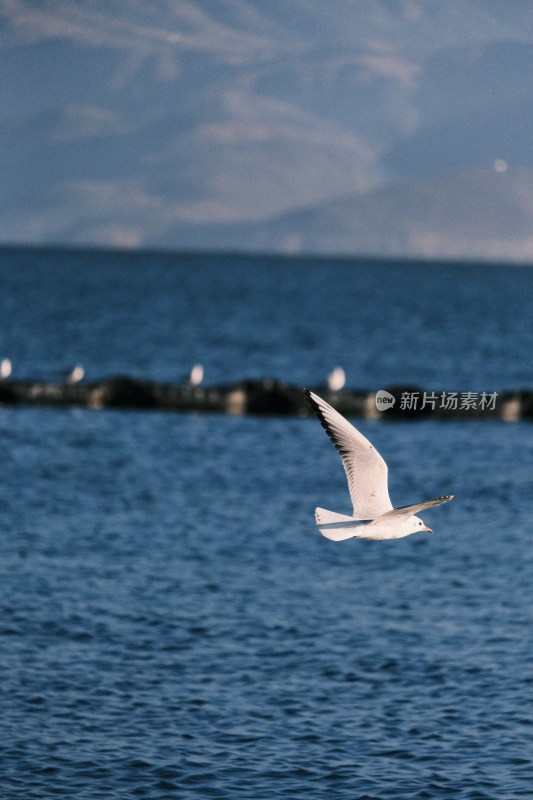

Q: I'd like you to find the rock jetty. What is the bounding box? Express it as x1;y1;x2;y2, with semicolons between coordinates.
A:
0;376;532;421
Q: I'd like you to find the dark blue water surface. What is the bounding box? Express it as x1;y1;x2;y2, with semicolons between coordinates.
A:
0;247;532;799
2;246;533;391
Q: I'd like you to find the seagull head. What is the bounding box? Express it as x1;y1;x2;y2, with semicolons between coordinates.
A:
411;515;432;534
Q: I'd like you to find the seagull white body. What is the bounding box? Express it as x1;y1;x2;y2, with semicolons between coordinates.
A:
304;389;454;541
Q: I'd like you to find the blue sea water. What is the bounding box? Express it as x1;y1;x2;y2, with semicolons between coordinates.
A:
0;246;532;799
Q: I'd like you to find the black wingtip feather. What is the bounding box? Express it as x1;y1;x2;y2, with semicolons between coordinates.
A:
303;389;345;454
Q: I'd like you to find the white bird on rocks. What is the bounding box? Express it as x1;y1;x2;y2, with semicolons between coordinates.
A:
188;364;204;387
327;366;346;392
304;389;454;540
0;358;12;379
66;365;85;384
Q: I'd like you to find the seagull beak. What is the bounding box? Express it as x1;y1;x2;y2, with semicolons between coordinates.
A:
422;526;432;533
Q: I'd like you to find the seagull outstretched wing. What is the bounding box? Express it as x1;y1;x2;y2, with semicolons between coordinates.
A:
380;495;454;521
305;389;393;518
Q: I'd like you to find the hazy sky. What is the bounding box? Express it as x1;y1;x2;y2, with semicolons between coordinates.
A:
4;1;533;259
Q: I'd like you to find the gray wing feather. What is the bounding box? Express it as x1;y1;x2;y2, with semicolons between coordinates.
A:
380;495;455;520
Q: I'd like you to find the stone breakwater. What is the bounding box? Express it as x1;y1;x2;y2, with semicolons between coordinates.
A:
1;377;532;421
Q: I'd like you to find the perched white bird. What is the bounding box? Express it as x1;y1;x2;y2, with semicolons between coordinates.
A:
66;365;85;384
0;358;12;379
304;389;454;540
188;364;204;387
327;366;346;392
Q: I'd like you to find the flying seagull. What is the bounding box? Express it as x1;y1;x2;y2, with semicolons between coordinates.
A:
304;389;454;540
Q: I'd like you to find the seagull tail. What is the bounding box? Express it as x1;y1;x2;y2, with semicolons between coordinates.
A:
315;507;367;541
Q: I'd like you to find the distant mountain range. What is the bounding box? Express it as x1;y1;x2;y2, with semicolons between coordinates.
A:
4;1;533;261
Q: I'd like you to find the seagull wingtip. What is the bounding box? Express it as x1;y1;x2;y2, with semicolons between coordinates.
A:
440;494;455;504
